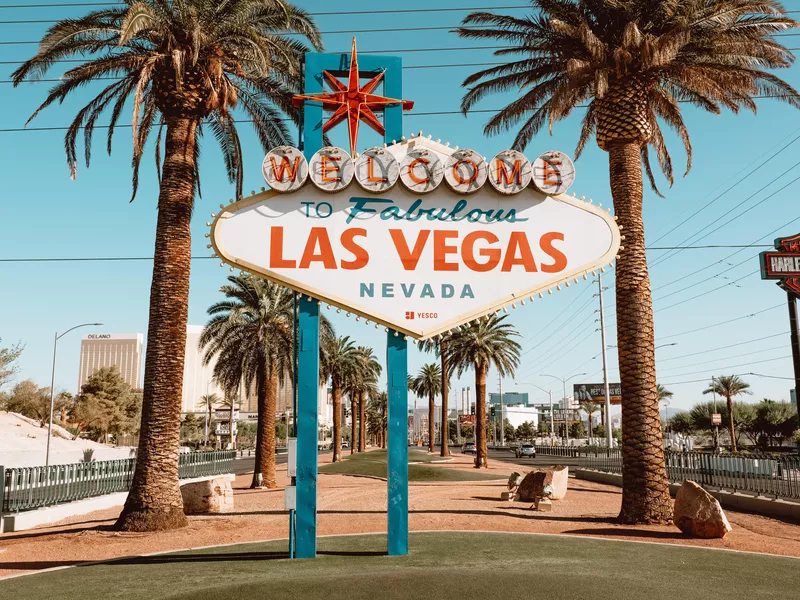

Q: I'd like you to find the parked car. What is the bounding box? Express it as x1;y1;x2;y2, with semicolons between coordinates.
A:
462;442;476;454
515;443;536;458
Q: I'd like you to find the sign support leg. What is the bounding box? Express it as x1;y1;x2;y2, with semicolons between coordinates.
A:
387;331;408;556
296;298;319;559
788;292;800;423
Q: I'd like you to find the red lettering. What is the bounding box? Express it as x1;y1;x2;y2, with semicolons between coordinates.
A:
434;230;459;272
269;226;296;268
269;156;302;182
390;230;430;270
462;231;500;272
542;159;562;186
540;232;567;272
320;155;341;182
407;158;430;185
340;228;369;270
299;227;337;269
501;232;537;272
367;156;387;182
452;159;479;185
495;159;522;185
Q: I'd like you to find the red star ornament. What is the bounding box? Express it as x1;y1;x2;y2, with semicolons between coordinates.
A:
292;37;414;157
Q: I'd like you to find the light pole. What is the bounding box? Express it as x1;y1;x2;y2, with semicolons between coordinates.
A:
46;322;103;467
662;398;670;449
514;381;553;443
540;372;587;445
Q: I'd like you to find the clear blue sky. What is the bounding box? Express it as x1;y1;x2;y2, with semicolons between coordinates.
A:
1;1;799;414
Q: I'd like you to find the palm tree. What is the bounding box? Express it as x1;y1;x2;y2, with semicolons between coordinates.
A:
344;347;381;453
447;315;520;468
12;0;322;531
321;336;361;462
657;384;674;403
411;364;442;453
457;0;798;523
703;375;752;451
197;393;218;446
200;275;292;488
366;392;387;447
418;333;453;457
582;401;600;440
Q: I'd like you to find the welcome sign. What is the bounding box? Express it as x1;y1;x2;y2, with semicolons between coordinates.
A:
210;135;620;339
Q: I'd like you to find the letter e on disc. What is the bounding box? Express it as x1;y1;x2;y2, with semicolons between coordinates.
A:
262;146;308;193
309;146;354;193
444;149;487;195
532;150;575;196
355;147;399;192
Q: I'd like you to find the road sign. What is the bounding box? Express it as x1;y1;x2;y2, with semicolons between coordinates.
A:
211;137;620;340
553;409;580;421
573;382;622;405
712;413;722;425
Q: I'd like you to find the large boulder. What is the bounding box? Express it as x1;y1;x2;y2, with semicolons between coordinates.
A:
674;480;732;539
181;477;235;514
517;466;569;502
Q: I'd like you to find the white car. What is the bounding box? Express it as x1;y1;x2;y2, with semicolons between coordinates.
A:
515;444;536;458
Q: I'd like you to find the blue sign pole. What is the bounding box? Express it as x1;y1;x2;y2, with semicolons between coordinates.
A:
295;297;320;559
386;331;409;556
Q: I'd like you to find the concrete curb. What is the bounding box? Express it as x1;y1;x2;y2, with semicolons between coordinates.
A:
0;473;235;533
574;469;800;521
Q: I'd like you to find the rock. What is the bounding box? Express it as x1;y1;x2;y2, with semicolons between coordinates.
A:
534;498;552;512
517;466;569;502
674;480;732;539
181;477;234;514
500;491;519;501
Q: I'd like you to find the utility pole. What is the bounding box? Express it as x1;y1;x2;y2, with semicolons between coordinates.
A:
467;386;473;442
711;375;719;450
498;371;504;447
454;389;460;443
788;292;800;425
597;275;613;449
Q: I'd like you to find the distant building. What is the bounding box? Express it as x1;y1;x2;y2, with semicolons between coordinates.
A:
488;391;530;406
78;333;143;391
499;405;540;429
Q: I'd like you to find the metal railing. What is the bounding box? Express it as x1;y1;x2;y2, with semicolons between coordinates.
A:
1;450;235;514
586;450;800;500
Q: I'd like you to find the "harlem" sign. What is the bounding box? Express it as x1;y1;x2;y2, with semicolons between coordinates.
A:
760;233;800;294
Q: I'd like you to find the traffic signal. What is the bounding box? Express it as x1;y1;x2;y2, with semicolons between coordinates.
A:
470;405;475;415
490;406;496;417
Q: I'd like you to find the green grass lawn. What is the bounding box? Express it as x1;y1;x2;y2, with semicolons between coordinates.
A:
3;532;796;600
319;449;502;481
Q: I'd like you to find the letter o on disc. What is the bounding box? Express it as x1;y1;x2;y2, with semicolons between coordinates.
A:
444;149;487;195
532;150;575;196
309;146;354;193
355;147;399;193
488;149;532;195
400;148;443;194
262;146;308;193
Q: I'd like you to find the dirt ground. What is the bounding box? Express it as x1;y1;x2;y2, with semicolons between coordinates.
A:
1;451;799;578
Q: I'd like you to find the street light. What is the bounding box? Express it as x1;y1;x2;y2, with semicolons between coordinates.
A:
540;372;587;445
46;322;103;467
514;381;554;443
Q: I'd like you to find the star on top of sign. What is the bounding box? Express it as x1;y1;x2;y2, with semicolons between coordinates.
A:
292;37;414;158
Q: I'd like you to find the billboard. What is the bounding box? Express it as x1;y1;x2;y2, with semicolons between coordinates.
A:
573;383;622;405
759;233;800;293
210;136;620;340
459;415;475;428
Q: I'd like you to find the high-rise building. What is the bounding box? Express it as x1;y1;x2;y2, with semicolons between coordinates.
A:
78;333;143;391
183;325;225;414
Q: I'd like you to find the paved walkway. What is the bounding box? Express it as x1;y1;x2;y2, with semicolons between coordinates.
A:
1;451;799;577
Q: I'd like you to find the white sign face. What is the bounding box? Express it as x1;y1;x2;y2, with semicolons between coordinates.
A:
355;147;399;193
309;146;354;192
532;151;575;196
399;148;443;194
263;146;308;192
444;149;487;195
488;150;532;195
211;185;620;339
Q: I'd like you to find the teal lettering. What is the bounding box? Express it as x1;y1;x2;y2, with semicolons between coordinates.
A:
420;284;434;298
360;283;374;297
460;285;475;299
442;284;454;298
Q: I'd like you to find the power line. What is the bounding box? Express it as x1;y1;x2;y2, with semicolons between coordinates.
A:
654;355;791;379
658;304;784;340
658;332;789;363
657;345;787;374
655;268;759;312
0;3;532;12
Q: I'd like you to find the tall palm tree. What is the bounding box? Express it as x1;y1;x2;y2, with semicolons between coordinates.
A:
344;346;381;453
321;336;361;462
448;315;520;468
366;392;387;447
418;333;453;456
457;0;798;523
197;392;219;446
412;363;442;453
200;275;292;488
13;0;322;531
703;375;752;451
657;384;674;403
582;401;600;440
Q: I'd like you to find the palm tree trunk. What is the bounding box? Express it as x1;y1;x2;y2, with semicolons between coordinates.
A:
332;382;342;462
358;392;366;452
251;355;268;488
261;365;278;487
609;141;672;524
474;364;488;468
350;395;357;455
440;344;450;457
115;118;197;532
726;396;737;452
428;392;435;453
